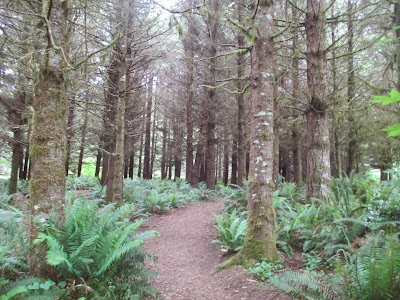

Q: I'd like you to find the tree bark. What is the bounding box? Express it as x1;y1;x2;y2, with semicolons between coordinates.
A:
29;0;69;277
65;94;75;175
161;117;167;179
346;0;356;176
143;75;153;179
291;6;302;183
237;2;246;187
224;0;279;267
305;0;331;199
182;18;195;183
204;0;220;190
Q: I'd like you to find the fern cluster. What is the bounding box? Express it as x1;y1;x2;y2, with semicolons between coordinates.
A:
36;198;159;299
270;232;400;300
213;208;247;252
336;232;400;299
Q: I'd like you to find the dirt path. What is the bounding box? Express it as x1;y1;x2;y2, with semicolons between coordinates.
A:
142;200;287;300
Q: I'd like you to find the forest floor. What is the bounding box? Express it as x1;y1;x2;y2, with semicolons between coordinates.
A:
142;200;292;300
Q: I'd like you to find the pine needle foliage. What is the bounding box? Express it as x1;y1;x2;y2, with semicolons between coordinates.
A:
35;198;159;299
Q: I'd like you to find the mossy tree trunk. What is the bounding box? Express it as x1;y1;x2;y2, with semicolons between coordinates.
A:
305;0;331;199
224;0;278;268
29;0;69;276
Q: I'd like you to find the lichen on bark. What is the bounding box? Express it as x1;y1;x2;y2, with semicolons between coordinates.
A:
221;0;278;269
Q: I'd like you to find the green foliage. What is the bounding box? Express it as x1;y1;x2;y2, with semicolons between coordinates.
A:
249;260;282;281
213;209;247;252
0;277;70;300
372;90;400;136
335;232;400;300
66;175;100;190
270;232;400;300
35;198;159;299
123;178;211;214
217;181;248;214
140;190;169;213
269;271;341;300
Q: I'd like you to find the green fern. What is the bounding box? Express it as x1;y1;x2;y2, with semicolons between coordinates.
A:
36;198;159;298
213;209;247;252
335;232;400;300
269;271;341;300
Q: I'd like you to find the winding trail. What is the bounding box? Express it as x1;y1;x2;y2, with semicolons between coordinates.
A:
142;200;287;300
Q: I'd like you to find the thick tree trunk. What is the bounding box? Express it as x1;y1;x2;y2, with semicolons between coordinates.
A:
143;75;153;179
225;0;278;267
305;0;331;199
29;0;69;277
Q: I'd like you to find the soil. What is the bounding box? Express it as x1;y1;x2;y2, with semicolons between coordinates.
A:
142;200;292;300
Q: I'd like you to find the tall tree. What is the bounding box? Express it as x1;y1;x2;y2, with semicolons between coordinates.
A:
143;75;154;179
29;0;70;276
224;0;279;267
305;0;331;199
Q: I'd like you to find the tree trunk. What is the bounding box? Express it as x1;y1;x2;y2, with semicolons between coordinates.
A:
305;0;331;199
291;6;302;183
137;113;144;178
204;0;220;190
77;97;89;177
95;146;102;178
231;135;238;185
29;0;69;277
346;0;356;176
22;141;30;180
222;128;230;186
9;90;25;194
65;94;75;175
112;0;131;205
237;2;246;187
161;118;167;179
9;124;23;194
182;19;195;183
174;119;183;179
224;0;278;267
143;75;153;179
150;94;158;178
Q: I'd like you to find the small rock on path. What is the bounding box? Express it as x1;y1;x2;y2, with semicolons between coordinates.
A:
142;200;287;300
